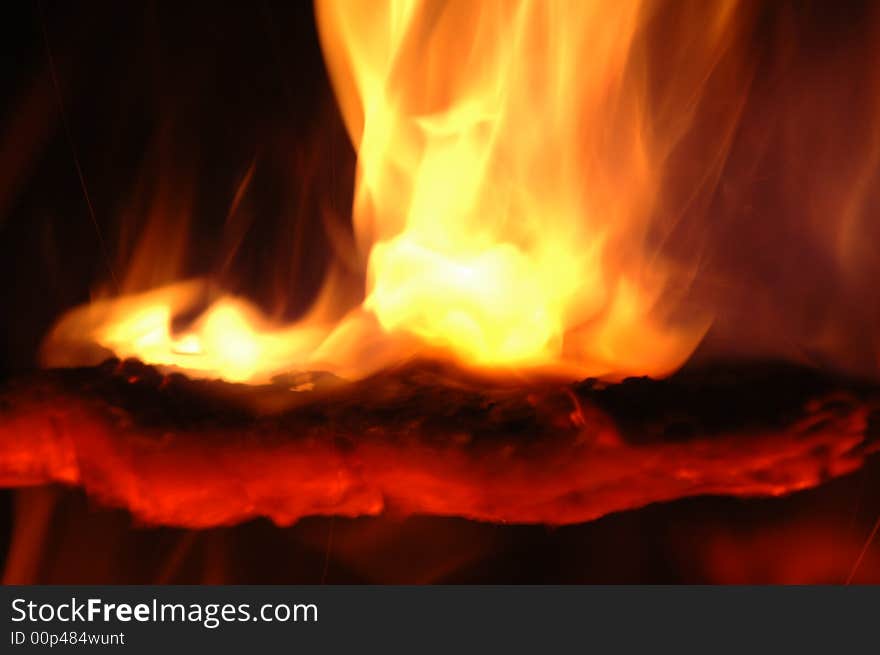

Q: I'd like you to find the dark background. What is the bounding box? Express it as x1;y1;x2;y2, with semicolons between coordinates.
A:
0;0;879;583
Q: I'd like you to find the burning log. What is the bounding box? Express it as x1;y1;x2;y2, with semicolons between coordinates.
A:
0;359;877;528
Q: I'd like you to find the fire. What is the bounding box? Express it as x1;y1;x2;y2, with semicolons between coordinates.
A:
43;0;753;382
318;0;732;376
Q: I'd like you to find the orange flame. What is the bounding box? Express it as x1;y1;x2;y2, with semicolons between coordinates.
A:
43;0;755;382
317;0;747;377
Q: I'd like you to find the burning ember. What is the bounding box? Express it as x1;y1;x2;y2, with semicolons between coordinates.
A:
0;360;877;527
2;0;880;582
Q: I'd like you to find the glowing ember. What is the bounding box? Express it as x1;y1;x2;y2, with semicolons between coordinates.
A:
0;362;876;527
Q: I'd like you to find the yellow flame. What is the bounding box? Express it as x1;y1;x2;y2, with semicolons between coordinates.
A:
43;0;755;383
316;0;735;377
45;283;327;383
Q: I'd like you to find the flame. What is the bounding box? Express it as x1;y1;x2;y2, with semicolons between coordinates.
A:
316;0;744;377
44;280;355;383
42;0;755;382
